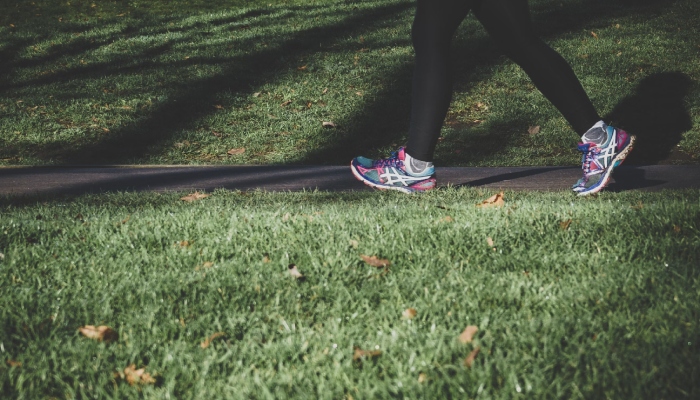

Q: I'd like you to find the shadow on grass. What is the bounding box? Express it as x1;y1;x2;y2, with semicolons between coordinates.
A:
606;72;695;165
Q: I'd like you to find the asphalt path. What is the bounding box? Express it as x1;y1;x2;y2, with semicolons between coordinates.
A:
0;165;698;197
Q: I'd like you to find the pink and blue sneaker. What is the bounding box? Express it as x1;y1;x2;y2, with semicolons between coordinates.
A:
573;125;636;196
350;147;436;193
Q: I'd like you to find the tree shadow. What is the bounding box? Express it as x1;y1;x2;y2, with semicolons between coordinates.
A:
606;72;694;165
0;0;691;166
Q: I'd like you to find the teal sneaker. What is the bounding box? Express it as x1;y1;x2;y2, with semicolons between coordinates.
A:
573;125;636;196
350;147;436;193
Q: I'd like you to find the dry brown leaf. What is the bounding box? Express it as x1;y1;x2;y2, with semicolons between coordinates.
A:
214;104;224;109
201;332;226;349
78;325;118;342
297;65;307;71
252;92;261;97
560;219;572;230
178;240;191;248
486;237;494;247
591;31;599;39
322;88;328;94
123;364;156;386
631;201;644;210
673;224;681;233
458;325;479;344
288;264;304;279
180;191;210;202
402;308;417;319
418;372;427;383
195;261;213;271
464;346;481;368
477;192;505;208
352;347;382;361
322;121;336;128
280;99;292;107
6;359;21;368
442;216;454;223
360;255;391;268
528;125;541;135
262;255;270;263
227;148;245;156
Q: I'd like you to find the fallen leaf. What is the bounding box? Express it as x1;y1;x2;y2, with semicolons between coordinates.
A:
178;240;191;248
360;255;391;268
673;225;681;233
591;31;599;39
464;346;480;368
6;359;21;368
195;261;213;271
560;219;572;230
262;255;270;263
180;191;210;202
442;216;454;223
288;264;304;279
213;104;224;109
212;131;222;137
123;364;156;386
486;237;494;247
418;372;427;383
252;92;261;97
227;148;245;156
458;325;479;344
322;121;336;128
402;308;417;319
297;65;307;71
201;332;226;349
280;99;292;107
353;347;382;361
477;192;505;208
78;325;118;342
322;88;328;94
528;125;540;135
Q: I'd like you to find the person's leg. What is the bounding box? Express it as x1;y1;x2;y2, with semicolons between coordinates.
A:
404;0;473;163
473;0;634;196
472;0;601;136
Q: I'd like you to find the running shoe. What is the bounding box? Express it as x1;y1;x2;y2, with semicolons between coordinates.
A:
573;125;636;196
350;147;436;193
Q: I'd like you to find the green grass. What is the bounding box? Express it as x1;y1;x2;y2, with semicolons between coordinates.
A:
1;189;699;398
0;0;698;166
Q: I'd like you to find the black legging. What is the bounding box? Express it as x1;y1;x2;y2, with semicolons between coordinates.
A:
406;0;601;161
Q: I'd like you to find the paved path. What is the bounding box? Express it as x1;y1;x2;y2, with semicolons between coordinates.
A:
0;165;698;196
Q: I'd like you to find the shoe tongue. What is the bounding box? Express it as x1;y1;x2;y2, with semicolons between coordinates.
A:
577;142;594;152
397;147;406;161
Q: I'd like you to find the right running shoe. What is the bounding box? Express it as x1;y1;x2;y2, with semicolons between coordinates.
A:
572;125;636;196
350;147;436;193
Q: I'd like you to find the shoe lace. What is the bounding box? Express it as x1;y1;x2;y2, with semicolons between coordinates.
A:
373;151;403;168
578;143;598;176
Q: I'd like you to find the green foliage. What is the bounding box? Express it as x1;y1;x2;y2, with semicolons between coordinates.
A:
1;189;699;398
0;0;698;166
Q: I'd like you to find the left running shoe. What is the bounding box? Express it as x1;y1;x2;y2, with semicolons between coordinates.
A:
350;147;436;193
573;125;636;196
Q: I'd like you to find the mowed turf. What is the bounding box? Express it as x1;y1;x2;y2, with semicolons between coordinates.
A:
0;0;698;166
1;189;699;398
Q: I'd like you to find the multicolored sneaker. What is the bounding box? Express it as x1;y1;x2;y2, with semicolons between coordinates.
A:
573;125;636;196
350;147;436;193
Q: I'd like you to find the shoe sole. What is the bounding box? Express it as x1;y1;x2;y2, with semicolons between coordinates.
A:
577;135;636;196
350;161;432;194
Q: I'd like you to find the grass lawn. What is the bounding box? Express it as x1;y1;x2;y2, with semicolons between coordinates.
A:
0;0;698;166
1;189;699;398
